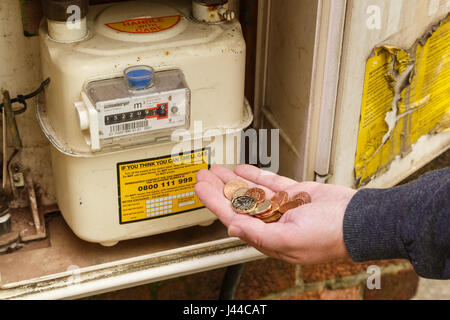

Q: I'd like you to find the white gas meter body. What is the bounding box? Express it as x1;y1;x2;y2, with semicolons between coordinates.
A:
38;0;251;246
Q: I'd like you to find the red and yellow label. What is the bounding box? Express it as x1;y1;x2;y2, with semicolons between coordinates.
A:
106;15;181;34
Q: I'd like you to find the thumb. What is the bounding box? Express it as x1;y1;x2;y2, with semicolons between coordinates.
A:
228;217;288;252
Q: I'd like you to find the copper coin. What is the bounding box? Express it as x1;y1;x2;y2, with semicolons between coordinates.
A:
224;179;249;200
254;210;274;219
233;187;249;199
293;192;312;206
232;196;257;214
269;201;280;214
261;211;282;223
255;201;279;218
251;200;272;215
245;188;266;204
279;200;300;214
271;191;289;207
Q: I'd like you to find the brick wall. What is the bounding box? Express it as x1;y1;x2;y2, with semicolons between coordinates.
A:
87;257;418;300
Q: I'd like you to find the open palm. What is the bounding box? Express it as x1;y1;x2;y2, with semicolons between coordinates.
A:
195;165;357;265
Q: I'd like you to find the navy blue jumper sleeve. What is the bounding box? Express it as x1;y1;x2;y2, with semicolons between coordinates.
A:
343;167;450;279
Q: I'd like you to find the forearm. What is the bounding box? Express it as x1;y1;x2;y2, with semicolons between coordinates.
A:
343;167;450;279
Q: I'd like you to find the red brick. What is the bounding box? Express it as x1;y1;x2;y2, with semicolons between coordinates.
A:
234;258;297;300
156;268;227;300
87;259;295;300
286;286;362;300
86;268;227;300
301;257;408;283
364;269;419;300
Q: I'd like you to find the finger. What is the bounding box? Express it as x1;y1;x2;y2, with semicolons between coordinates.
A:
233;222;309;265
196;179;303;264
195;181;236;226
235;165;328;200
227;217;292;253
231;229;303;264
239;243;283;261
228;221;277;258
196;169;224;191
210;166;275;197
284;182;354;203
195;179;264;232
209;165;237;183
234;165;299;192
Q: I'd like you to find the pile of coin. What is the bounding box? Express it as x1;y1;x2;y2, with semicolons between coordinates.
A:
224;179;312;223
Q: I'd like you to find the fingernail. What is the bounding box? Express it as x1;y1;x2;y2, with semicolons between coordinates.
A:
228;225;242;238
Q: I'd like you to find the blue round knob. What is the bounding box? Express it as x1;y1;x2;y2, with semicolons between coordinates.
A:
124;66;154;89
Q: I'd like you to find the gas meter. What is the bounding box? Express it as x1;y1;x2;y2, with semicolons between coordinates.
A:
75;66;190;151
38;0;252;246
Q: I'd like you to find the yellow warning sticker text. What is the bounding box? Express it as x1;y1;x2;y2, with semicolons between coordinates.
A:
117;148;210;224
106;15;181;34
355;15;450;186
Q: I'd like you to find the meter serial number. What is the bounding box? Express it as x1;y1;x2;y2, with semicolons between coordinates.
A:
138;177;193;192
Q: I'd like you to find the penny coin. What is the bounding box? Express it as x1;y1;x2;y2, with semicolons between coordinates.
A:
252;200;272;215
254;201;279;218
293;192;312;206
232;196;257;214
271;191;289;207
269;201;280;214
254;210;274;219
244;188;266;204
279;200;300;214
261;211;282;223
233;187;249;199
224;179;249;200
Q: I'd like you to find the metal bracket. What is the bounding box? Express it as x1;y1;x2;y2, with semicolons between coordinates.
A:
12;172;24;188
314;172;333;184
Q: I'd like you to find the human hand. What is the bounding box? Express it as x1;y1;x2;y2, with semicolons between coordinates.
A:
194;165;357;265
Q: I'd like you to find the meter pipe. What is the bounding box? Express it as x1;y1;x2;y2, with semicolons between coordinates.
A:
313;0;347;182
219;263;245;300
253;0;271;131
42;0;89;42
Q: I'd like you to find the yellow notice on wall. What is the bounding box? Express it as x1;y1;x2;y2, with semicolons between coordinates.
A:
117;148;210;224
106;15;181;34
355;15;450;186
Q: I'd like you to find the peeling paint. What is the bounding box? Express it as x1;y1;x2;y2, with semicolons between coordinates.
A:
355;15;450;186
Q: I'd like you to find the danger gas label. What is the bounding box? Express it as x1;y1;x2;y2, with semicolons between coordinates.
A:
117;148;210;224
105;15;181;34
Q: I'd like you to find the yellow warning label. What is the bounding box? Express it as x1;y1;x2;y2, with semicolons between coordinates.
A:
106;15;181;34
355;15;450;186
117;148;210;224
